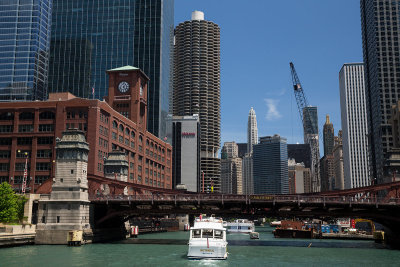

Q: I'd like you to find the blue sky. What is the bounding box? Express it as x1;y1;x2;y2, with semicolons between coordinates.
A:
174;0;363;150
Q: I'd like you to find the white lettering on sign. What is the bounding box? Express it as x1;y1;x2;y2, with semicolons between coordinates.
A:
181;132;196;138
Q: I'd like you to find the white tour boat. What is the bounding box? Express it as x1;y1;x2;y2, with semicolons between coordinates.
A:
226;219;255;234
187;215;228;260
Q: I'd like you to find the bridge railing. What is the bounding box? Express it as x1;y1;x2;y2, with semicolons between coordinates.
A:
89;193;400;205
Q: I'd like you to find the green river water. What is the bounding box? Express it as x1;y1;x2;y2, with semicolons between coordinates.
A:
1;226;400;267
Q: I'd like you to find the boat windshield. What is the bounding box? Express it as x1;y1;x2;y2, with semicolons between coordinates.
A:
214;230;223;239
202;229;213;238
192;229;201;238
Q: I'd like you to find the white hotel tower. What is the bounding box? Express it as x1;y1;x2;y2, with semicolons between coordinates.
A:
242;107;258;194
339;63;370;188
247;107;258;153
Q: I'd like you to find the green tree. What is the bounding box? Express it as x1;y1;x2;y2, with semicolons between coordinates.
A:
0;182;27;223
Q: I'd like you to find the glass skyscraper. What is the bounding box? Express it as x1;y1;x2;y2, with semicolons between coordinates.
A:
48;0;174;138
0;0;52;101
253;135;289;194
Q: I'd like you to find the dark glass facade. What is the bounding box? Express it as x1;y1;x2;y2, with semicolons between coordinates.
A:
253;135;289;194
287;144;311;168
48;0;174;138
0;0;52;101
303;106;318;135
361;0;400;183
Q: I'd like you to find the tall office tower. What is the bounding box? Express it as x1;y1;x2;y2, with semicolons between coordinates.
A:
323;115;335;156
221;142;242;194
242;153;253;195
166;114;200;192
333;130;345;190
48;0;174;138
288;159;311;194
253;135;289;194
361;0;400;183
303;106;320;191
320;155;335;191
173;11;221;192
247;107;258;153
340;63;370;188
0;0;51;101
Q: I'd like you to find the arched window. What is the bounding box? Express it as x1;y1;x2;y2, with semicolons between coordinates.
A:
125;128;130;136
39;111;55;120
146;139;149;146
131;131;136;138
119;124;124;132
112;121;118;129
0;112;14;120
139;135;143;143
19;112;34;120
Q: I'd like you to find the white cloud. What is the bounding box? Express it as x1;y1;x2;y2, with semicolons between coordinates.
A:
264;98;282;121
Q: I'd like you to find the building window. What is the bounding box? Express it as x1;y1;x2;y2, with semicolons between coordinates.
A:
39;124;54;132
113;121;118;129
0;176;8;183
13;176;23;184
125;138;129;145
130;173;134;180
0;163;9;171
37;137;53;145
57;216;60;223
0;151;10;158
15;163;26;171
39;111;55;120
36;162;50;171
35;175;49;184
0;138;11;145
42;216;46;223
0;125;12;133
71;170;74;174
119;125;124;132
19;112;34;120
112;132;117;140
119;135;123;143
17;137;32;145
137;175;142;182
37;150;52;158
130;141;135;148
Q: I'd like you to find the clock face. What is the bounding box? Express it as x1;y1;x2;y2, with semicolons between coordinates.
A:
118;81;129;93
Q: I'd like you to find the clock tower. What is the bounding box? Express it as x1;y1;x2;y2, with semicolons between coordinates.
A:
105;66;149;130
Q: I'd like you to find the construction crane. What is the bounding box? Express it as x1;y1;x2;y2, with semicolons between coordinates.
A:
290;62;320;192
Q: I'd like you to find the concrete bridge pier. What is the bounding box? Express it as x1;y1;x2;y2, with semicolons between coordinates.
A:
35;130;93;245
176;214;189;230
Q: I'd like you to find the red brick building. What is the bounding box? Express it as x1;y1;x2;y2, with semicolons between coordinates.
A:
0;66;172;194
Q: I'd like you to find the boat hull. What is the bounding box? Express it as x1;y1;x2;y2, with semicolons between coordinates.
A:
187;242;227;259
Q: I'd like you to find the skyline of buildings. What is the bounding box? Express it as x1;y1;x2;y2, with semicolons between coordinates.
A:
0;0;51;101
339;63;370;189
173;11;221;192
48;0;174;138
1;1;398;195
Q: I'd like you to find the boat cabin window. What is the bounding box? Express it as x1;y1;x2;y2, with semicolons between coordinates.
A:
214;230;223;239
202;229;213;238
192;230;201;238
